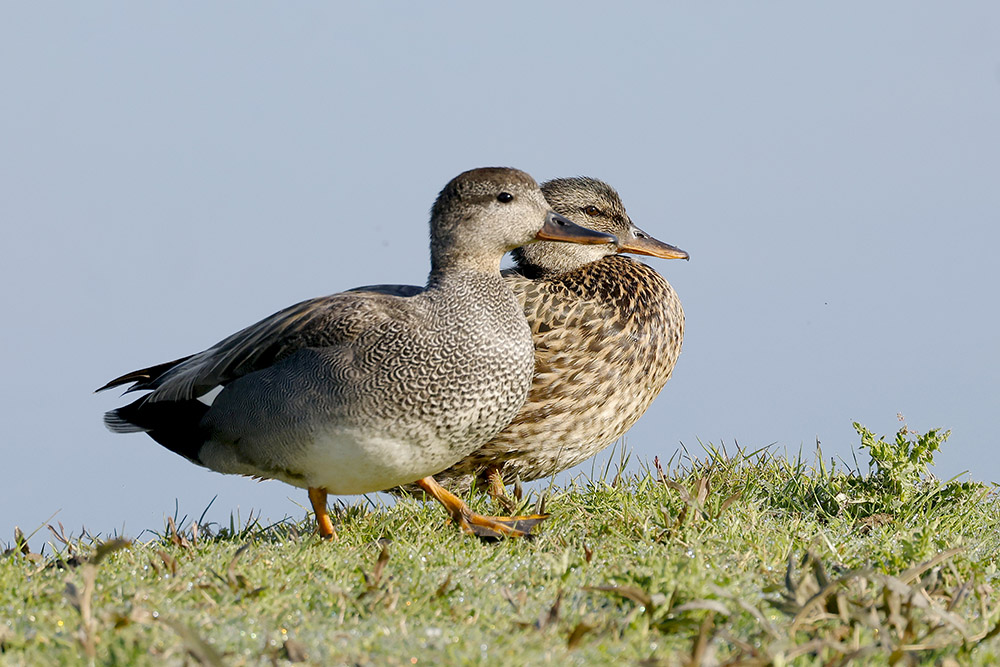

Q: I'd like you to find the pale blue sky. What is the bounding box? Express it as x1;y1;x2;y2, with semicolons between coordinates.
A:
3;4;999;545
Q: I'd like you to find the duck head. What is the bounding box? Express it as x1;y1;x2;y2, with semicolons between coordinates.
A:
429;168;617;274
512;176;688;276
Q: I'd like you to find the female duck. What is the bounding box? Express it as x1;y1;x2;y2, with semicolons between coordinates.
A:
410;176;687;498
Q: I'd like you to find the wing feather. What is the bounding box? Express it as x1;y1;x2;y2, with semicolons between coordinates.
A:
99;289;421;403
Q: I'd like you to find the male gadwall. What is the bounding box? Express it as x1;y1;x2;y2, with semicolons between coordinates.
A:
396;176;687;502
98;168;616;539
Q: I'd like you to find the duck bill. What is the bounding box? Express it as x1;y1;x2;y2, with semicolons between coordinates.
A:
618;227;689;260
536;211;617;245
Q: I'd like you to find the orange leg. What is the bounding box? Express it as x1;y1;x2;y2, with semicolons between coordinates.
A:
415;476;548;539
308;487;336;539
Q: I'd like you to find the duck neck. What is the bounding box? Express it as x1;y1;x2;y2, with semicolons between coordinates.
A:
426;261;505;293
511;243;615;279
428;248;504;285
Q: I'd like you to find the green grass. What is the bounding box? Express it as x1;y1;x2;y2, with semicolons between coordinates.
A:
3;421;999;665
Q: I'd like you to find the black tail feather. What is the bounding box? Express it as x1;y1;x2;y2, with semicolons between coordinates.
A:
106;395;210;464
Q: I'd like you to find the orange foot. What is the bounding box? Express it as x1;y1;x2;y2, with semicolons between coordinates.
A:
308;487;337;539
416;476;548;539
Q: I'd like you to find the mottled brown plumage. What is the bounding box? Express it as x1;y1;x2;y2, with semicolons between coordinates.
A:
397;176;687;495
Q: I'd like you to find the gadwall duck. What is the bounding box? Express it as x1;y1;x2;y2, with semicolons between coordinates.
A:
98;168;616;539
395;176;687;503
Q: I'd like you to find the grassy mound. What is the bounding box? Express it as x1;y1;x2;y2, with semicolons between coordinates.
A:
3;421;998;665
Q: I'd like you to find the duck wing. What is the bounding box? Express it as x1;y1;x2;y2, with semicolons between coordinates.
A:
98;289;421;403
347;283;424;298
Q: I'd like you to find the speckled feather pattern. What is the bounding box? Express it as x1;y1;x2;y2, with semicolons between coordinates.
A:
218;270;534;487
399;253;684;494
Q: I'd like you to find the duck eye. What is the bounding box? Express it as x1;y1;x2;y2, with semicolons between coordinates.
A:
497;192;514;203
583;205;601;216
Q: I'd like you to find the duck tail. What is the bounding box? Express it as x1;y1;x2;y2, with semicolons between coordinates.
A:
103;395;210;465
